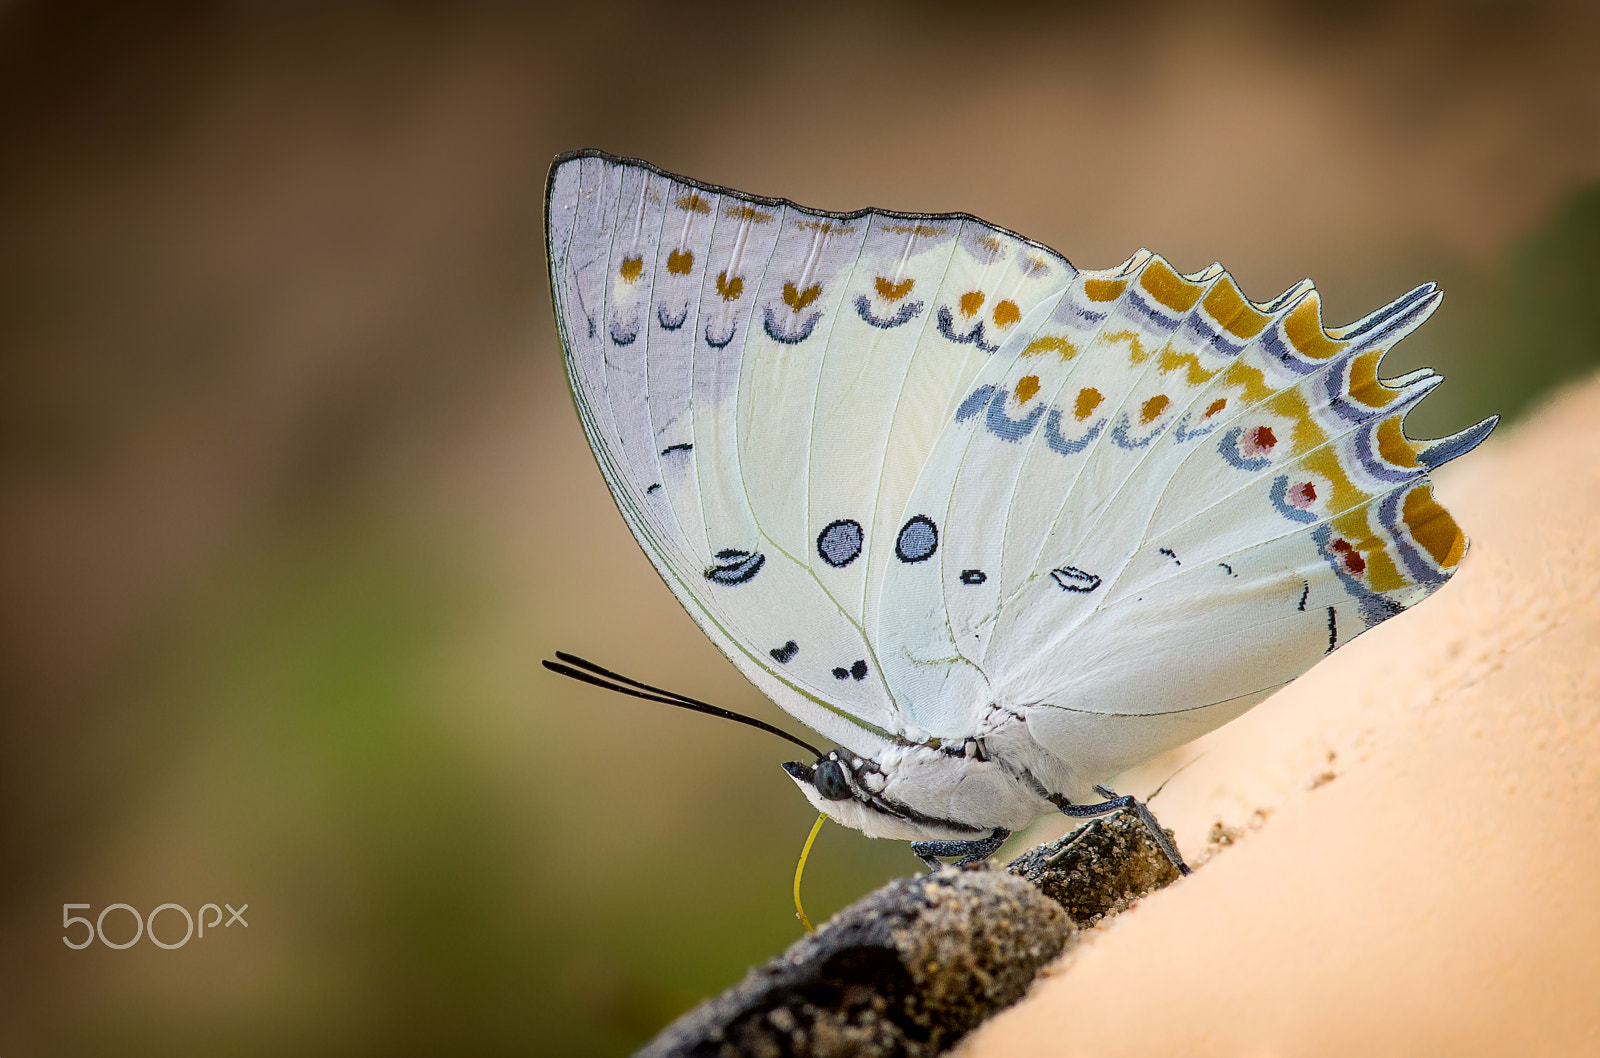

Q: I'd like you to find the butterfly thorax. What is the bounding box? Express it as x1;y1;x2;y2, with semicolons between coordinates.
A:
781;712;1096;842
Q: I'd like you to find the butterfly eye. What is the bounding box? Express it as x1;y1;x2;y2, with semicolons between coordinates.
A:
813;759;852;801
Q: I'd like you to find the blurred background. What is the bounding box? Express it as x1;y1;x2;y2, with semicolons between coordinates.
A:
1;1;1597;1054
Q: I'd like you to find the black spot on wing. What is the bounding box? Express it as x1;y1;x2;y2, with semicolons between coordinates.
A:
895;516;938;563
770;640;798;664
834;660;868;681
960;569;986;585
817;519;864;568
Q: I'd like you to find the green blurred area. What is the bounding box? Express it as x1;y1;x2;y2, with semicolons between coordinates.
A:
1383;182;1600;440
2;2;1598;1055
53;512;907;1056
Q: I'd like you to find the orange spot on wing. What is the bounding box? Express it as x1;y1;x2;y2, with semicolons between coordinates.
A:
1158;348;1215;385
1139;258;1203;312
1140;395;1171;424
666;249;694;275
1201;277;1269;339
1083;278;1126;302
1283;293;1347;360
1014;375;1041;404
783;282;822;312
716;271;744;301
1402;485;1466;568
1220;360;1272;402
1075;387;1103;421
1022;335;1077;361
725;204;773;223
1376;417;1419;468
1102;329;1151;364
619;256;643;283
993;300;1021;328
1205;398;1228;418
676;193;712;215
959;290;986;317
1345;349;1398;408
875;276;914;301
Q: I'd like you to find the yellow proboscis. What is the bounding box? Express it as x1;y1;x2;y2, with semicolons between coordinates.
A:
793;813;827;934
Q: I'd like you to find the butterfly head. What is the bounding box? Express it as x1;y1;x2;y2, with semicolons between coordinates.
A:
782;751;863;803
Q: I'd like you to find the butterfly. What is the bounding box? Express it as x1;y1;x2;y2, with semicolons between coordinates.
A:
542;148;1495;873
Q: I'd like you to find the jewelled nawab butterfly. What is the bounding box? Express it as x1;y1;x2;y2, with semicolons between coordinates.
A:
541;148;1495;876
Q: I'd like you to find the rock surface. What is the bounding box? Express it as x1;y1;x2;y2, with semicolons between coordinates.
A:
636;868;1072;1058
638;810;1185;1057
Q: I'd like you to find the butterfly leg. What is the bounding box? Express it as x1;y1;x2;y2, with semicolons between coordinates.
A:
1051;787;1191;876
910;828;1011;872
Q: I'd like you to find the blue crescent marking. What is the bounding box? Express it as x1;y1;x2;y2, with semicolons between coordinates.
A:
1172;408;1224;443
952;384;1046;441
705;320;738;349
1269;475;1318;523
1379;489;1450;586
1043;408;1105;456
853;295;924;330
1110;411;1167;449
986;393;1046;441
610;315;640;346
657;303;689;331
762;305;824;345
935;305;1000;353
955;385;998;423
1218;425;1273;471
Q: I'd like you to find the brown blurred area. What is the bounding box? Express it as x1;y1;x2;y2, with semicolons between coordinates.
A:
1;2;1596;1054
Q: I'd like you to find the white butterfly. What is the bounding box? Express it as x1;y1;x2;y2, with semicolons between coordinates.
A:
543;149;1495;870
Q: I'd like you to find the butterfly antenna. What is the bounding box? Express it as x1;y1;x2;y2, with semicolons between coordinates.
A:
543;651;823;758
1145;752;1206;803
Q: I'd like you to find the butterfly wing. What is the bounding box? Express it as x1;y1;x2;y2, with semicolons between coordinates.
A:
886;250;1493;773
548;149;1491;782
546;150;1075;751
